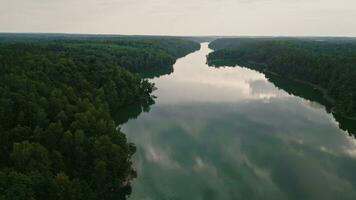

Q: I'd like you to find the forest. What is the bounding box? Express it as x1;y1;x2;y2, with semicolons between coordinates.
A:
208;37;356;119
0;34;200;200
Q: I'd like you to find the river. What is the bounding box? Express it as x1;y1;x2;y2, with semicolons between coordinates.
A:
122;43;356;200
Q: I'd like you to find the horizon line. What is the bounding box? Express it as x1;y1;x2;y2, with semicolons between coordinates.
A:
1;31;356;38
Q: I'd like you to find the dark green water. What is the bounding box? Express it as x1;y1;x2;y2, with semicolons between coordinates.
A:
122;43;356;200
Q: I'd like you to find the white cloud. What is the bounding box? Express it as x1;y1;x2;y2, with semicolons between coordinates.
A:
0;0;355;36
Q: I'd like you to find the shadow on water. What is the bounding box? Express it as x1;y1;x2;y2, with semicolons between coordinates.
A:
208;60;356;136
114;65;173;125
139;66;174;79
114;66;174;125
111;51;198;199
111;99;155;199
114;100;155;125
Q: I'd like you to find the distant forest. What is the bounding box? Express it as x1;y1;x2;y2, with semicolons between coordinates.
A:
208;37;356;119
0;34;200;200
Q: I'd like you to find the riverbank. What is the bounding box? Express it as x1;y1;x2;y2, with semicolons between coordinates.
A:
208;59;356;119
122;43;356;199
208;58;356;135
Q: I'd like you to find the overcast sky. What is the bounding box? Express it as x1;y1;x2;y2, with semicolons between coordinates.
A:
1;0;355;36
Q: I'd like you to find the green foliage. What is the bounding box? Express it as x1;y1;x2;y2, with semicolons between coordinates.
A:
0;34;200;199
208;38;356;118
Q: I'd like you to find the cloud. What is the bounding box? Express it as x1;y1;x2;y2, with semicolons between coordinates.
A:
0;0;355;36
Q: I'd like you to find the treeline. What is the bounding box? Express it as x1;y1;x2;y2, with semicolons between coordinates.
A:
0;34;200;200
0;34;200;75
208;38;356;118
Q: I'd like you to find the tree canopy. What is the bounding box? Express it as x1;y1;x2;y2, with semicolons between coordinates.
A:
208;38;356;120
0;34;200;200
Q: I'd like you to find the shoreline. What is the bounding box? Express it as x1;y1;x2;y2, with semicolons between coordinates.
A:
208;58;356;121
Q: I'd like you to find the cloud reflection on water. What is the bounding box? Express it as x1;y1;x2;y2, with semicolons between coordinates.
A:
122;43;356;200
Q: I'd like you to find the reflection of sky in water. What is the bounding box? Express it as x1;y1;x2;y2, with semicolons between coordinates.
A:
122;43;356;200
151;44;288;104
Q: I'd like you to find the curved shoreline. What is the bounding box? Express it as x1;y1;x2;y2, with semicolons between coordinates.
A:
208;58;356;135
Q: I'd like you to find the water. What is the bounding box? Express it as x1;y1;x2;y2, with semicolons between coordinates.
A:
122;43;356;200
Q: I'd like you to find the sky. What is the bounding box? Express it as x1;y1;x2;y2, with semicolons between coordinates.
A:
1;0;356;36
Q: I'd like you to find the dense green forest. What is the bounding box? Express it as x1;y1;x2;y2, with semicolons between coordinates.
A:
0;34;200;200
208;38;356;119
0;33;200;76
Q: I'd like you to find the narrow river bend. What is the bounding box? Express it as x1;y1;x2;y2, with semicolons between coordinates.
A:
122;43;356;200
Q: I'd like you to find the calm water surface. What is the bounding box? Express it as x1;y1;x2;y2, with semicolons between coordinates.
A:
122;43;356;200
